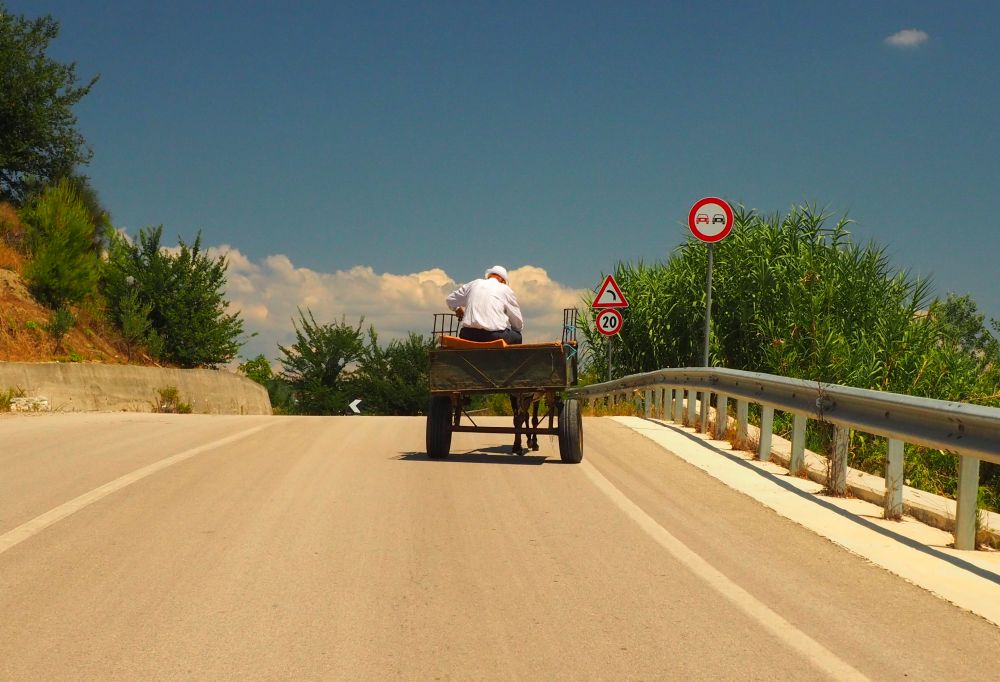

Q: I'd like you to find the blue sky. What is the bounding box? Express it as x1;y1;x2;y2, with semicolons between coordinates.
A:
8;1;1000;360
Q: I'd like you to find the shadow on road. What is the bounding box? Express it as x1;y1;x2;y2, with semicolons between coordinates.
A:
639;417;1000;587
396;448;555;465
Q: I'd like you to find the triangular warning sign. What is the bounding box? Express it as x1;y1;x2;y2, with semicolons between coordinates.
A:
592;274;628;308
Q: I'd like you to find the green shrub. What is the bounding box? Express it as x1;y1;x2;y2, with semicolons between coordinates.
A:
102;227;244;368
116;287;155;360
155;386;192;414
0;386;26;412
44;307;75;348
20;180;101;309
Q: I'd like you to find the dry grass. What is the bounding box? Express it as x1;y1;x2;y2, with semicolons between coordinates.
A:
0;243;21;273
0;264;143;365
0;202;23;250
582;399;641;417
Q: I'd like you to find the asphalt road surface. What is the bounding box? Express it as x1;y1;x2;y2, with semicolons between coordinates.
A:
3;413;999;680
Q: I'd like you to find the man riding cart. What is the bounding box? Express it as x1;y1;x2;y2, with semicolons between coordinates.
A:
426;266;583;463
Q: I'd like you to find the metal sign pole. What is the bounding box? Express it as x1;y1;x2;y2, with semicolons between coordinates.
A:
608;334;614;381
688;196;732;433
703;243;714;367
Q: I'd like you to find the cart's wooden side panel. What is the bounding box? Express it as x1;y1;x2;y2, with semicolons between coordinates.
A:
429;345;570;393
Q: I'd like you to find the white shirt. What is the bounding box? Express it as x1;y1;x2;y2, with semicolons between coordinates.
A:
446;277;523;332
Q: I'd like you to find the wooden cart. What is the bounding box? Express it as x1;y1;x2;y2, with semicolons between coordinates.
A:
425;309;583;463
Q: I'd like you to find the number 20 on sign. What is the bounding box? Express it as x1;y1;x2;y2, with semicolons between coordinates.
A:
596;308;623;336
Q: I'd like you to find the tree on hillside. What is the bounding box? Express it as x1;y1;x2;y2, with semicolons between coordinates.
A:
21;173;113;251
0;5;98;204
351;328;435;415
102;226;245;367
20;178;100;309
278;310;364;415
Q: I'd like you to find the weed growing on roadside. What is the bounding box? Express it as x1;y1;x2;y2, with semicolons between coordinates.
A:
155;386;192;414
44;307;75;349
0;386;26;412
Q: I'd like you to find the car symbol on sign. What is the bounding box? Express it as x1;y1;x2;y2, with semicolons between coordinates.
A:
696;213;709;224
712;214;726;225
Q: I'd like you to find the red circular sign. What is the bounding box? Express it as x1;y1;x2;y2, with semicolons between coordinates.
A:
688;197;734;243
596;308;623;336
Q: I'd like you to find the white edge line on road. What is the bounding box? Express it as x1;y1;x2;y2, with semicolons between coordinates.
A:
0;422;275;556
580;459;870;682
611;416;1000;628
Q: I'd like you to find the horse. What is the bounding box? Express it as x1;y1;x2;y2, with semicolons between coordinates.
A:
511;392;542;455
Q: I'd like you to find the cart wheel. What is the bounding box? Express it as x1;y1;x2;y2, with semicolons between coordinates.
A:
557;398;583;463
426;395;452;458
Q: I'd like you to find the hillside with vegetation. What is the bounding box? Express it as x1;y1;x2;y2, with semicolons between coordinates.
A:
0;186;245;370
0;229;131;364
0;208;131;364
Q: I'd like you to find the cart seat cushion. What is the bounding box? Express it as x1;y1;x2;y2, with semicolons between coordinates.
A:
439;335;507;349
438;336;568;350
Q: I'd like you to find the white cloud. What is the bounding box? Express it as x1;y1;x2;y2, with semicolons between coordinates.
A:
885;29;929;48
206;246;589;361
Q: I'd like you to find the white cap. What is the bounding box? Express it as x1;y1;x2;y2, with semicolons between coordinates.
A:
484;265;508;283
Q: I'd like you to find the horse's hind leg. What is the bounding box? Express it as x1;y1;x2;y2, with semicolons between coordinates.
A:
528;399;540;451
511;394;525;454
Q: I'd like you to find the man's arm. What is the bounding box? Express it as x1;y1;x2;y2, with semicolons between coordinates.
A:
446;283;470;312
505;290;524;332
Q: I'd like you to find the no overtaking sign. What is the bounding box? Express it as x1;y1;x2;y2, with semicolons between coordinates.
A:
688;197;734;243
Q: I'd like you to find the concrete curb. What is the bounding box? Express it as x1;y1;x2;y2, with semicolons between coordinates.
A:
692;405;1000;549
751;421;1000;548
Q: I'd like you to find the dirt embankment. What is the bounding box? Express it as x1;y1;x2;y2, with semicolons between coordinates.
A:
0;243;152;365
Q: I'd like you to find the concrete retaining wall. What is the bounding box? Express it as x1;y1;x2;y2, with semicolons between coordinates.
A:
0;362;271;415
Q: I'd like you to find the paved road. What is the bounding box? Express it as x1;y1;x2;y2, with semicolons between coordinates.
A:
2;413;999;680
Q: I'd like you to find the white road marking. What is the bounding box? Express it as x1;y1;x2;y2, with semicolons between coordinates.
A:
580;459;870;682
0;422;274;556
613;416;1000;628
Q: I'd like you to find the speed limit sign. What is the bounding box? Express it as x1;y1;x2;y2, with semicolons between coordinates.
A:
596;308;623;336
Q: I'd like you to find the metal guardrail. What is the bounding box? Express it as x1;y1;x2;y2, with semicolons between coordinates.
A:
568;367;1000;551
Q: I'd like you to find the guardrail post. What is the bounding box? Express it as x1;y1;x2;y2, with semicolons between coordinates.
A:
661;387;668;419
758;406;774;461
674;388;684;423
884;438;904;521
644;389;652;418
789;414;806;475
830;425;850;496
735;399;749;449
699;392;710;433
954;454;981;551
714;394;729;440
